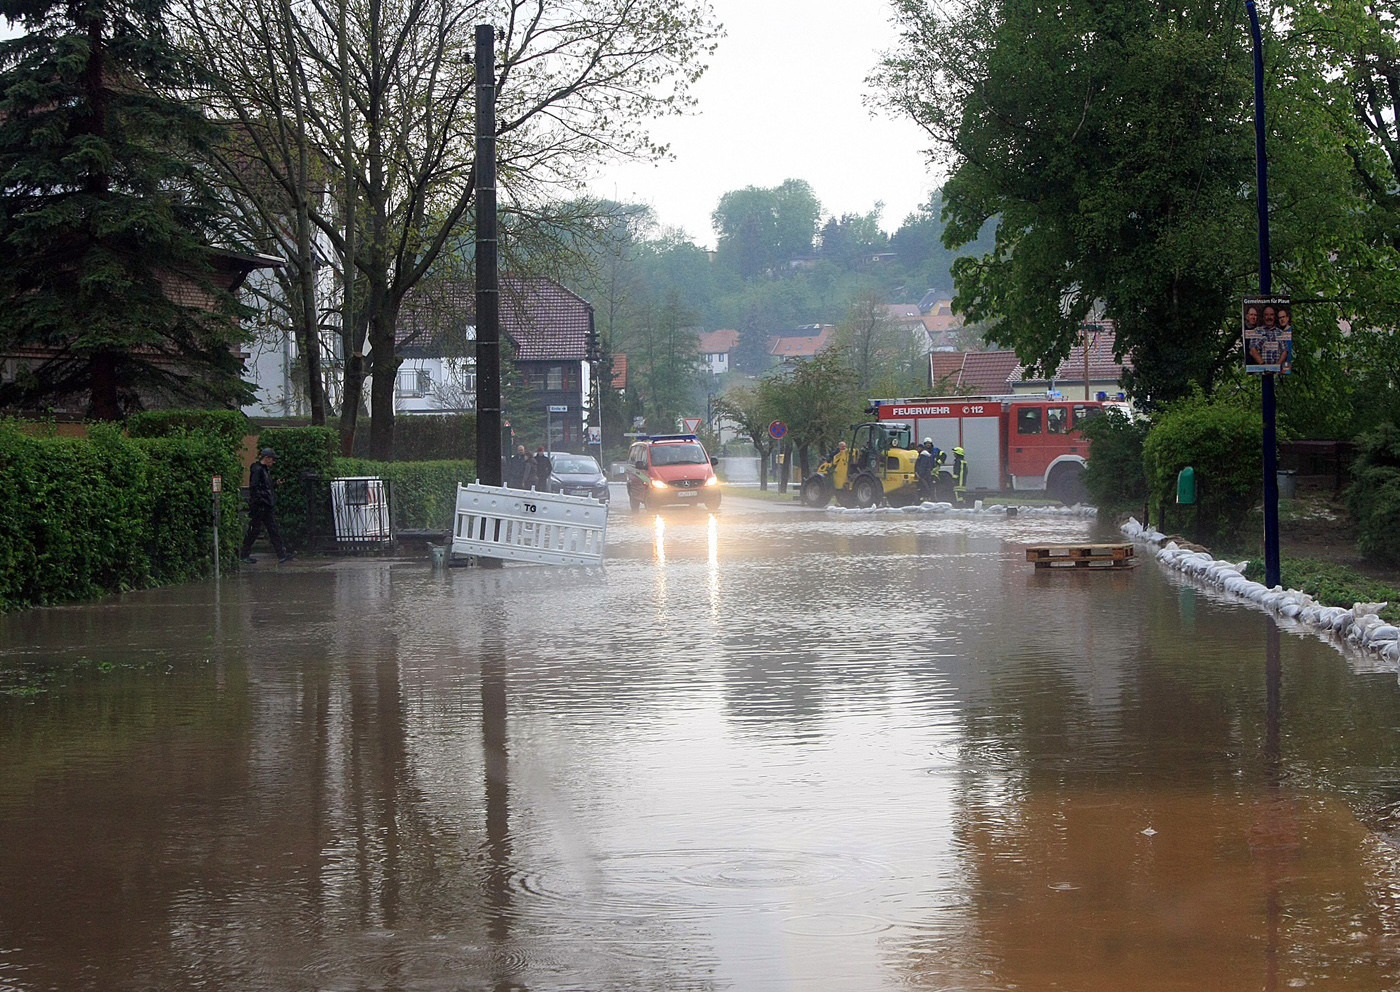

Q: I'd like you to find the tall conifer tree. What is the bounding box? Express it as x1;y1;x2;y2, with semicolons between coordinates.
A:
0;0;250;418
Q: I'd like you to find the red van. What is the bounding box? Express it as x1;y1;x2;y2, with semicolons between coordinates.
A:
625;434;721;512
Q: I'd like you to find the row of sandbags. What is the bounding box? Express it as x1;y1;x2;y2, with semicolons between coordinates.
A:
827;501;1099;517
1121;517;1399;663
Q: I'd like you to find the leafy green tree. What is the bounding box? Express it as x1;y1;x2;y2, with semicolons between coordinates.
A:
765;349;860;479
712;380;778;490
712;179;821;279
1347;423;1400;566
0;0;251;419
831;288;922;395
1270;1;1400;441
890;190;996;295
183;0;720;459
872;0;1263;406
1079;408;1150;513
629;289;702;432
1280;0;1400;327
819;207;890;271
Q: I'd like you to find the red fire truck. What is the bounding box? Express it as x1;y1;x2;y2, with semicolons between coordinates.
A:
868;394;1115;503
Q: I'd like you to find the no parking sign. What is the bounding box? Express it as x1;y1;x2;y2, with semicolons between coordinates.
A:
768;420;787;440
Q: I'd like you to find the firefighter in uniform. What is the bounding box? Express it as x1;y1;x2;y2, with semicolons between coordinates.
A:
951;446;968;505
914;440;936;501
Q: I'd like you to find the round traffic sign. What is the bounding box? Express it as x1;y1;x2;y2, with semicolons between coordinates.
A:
769;420;787;440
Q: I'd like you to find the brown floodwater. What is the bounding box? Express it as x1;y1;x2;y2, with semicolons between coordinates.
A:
3;494;1400;991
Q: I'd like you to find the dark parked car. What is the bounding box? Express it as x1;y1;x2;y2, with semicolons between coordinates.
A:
548;453;611;503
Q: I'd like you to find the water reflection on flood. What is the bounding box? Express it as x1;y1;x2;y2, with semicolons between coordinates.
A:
4;502;1400;990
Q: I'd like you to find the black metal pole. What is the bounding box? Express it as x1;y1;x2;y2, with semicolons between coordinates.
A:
1247;0;1280;588
475;24;502;489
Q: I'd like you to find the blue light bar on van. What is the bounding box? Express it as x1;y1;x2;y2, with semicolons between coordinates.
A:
641;434;698;441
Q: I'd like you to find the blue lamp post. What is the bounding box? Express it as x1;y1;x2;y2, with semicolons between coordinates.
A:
1247;0;1281;589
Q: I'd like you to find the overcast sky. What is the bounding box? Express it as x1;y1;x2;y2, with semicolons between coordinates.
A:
587;0;944;250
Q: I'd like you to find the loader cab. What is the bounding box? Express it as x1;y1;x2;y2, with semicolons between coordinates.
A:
850;422;913;473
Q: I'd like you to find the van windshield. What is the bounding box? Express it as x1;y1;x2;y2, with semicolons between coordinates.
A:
650;443;708;466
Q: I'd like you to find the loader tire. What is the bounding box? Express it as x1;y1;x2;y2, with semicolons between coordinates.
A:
800;475;832;508
853;473;881;509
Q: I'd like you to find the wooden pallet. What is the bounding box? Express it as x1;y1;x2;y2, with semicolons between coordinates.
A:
1025;543;1136;569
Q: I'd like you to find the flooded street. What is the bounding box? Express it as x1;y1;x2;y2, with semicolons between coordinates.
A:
4;492;1400;990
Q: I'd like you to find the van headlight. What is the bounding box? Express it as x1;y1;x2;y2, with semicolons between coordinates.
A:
704;476;718;486
650;478;669;490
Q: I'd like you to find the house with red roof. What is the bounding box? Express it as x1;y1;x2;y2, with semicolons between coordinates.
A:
391;275;600;449
928;349;1024;394
698;328;740;376
925;328;1127;399
768;324;834;361
1009;326;1125;399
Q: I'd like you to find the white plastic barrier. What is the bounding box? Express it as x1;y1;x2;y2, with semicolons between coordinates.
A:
331;477;392;544
452;483;607;565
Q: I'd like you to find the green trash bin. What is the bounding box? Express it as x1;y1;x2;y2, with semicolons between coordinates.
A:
1176;466;1196;505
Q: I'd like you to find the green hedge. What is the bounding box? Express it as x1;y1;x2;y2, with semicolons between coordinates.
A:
333;457;476;530
1346;423;1400;566
254;426;338;549
1142;393;1263;542
0;421;243;612
127;408;250;449
1243;556;1400;626
1081;408;1150;513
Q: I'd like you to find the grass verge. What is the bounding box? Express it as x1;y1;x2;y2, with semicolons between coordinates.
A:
1243;556;1400;626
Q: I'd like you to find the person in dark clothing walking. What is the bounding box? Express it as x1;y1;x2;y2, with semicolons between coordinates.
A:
534;446;553;493
509;444;533;489
240;448;292;564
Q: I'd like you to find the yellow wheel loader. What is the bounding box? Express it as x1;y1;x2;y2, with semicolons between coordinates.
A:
800;421;922;509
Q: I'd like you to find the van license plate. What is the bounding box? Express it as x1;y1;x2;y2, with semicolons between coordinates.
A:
676;490;697;497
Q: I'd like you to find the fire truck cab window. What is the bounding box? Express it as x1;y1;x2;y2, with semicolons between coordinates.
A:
1018;407;1043;435
1047;406;1068;434
1072;404;1097;429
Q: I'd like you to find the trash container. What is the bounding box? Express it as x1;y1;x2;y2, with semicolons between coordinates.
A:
1277;469;1298;500
330;477;391;544
1176;466;1196;505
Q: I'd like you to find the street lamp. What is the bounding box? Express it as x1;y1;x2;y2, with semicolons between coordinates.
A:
1247;0;1280;589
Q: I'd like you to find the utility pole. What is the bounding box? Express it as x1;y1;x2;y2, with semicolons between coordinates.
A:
475;24;502;489
1083;323;1091;400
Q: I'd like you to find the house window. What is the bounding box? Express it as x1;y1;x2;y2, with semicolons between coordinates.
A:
546;365;564;391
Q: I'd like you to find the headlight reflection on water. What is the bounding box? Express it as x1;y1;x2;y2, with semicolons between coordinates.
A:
652;514;666;563
707;513;720;616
